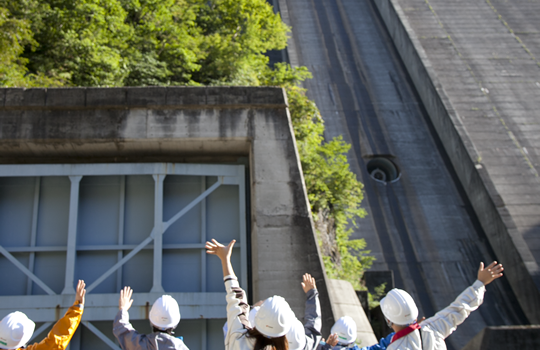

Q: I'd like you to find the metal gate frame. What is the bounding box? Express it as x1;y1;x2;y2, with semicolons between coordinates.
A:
0;163;247;349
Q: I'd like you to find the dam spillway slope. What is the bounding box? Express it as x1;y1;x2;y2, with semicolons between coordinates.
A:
274;0;529;348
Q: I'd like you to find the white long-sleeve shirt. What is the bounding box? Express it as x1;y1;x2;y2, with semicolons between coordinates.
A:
223;276;256;350
387;280;486;350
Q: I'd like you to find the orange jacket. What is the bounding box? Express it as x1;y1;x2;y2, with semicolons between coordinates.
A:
23;302;83;350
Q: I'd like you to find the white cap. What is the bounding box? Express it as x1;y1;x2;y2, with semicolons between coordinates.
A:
149;295;180;330
331;316;357;345
254;296;293;338
380;288;418;326
287;319;306;350
0;312;35;349
248;306;260;328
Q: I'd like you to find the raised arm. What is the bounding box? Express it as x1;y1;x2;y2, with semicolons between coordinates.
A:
206;239;251;345
113;286;153;349
301;273;322;332
27;280;85;350
421;261;504;340
205;239;236;278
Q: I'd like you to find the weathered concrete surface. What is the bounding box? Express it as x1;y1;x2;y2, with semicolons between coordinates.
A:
461;326;540;350
0;86;335;335
327;279;378;347
372;0;540;325
278;0;527;348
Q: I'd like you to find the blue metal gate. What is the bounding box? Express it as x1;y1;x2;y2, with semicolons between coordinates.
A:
0;163;247;350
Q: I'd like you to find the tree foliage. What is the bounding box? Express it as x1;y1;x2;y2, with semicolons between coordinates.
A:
286;85;372;289
0;0;288;87
0;0;373;289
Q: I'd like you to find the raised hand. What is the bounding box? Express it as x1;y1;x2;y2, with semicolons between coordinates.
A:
119;286;134;311
477;261;504;285
206;239;237;277
322;333;338;347
75;280;86;305
205;239;235;262
301;273;316;293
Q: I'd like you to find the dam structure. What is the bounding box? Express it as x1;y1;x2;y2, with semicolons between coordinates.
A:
272;0;539;348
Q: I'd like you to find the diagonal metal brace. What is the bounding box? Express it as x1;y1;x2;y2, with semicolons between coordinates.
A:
0;245;56;295
87;177;223;293
83;321;122;350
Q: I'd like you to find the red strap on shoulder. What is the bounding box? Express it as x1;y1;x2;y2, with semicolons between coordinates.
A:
391;323;421;343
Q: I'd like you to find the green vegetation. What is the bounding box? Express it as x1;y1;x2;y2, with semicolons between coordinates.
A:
286;85;373;289
0;0;373;289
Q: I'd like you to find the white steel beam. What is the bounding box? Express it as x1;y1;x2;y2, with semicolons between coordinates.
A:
150;174;165;293
237;167;248;288
62;176;82;295
0;293;227;322
116;176;126;292
200;176;207;293
27;177;40;295
0;163;240;177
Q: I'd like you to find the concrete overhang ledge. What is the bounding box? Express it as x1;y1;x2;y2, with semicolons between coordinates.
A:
0;86;288;110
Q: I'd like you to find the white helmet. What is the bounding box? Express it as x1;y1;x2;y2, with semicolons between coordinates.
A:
287;319;306;350
331;316;357;345
149;295;181;330
380;288;418;325
0;312;35;349
254;296;293;338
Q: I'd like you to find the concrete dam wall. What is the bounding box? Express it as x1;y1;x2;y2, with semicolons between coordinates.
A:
274;0;537;348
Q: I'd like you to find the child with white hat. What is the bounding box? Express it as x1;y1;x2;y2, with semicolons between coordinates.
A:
113;287;189;350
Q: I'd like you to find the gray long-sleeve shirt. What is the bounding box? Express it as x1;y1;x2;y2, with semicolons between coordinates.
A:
113;309;189;350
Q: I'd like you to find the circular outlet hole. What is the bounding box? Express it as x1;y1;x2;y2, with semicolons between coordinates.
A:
366;157;400;183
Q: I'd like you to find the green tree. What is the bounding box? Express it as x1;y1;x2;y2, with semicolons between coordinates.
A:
0;0;289;87
191;0;288;85
0;3;59;86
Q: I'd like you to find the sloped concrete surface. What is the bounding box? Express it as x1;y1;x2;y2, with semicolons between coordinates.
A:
461;325;540;350
372;0;540;326
278;0;529;348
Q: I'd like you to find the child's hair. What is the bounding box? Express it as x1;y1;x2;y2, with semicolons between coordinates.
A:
247;328;289;350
